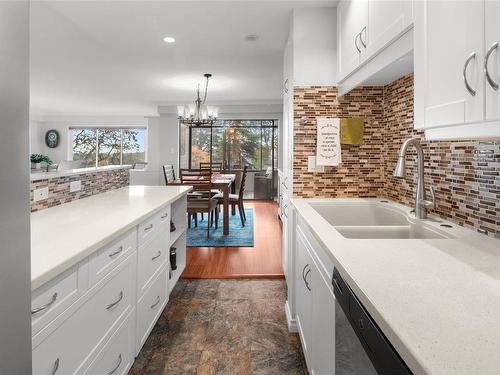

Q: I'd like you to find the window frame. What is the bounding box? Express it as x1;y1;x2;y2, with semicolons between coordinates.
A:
68;126;148;167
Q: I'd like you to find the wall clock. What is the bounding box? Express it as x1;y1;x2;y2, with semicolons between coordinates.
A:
45;129;59;148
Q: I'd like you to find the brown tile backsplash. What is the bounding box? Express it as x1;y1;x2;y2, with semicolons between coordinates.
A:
293;74;500;238
30;168;129;212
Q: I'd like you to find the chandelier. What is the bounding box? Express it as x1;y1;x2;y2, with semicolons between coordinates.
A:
177;73;218;126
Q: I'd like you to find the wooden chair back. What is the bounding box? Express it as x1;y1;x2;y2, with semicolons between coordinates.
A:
163;164;176;185
199;162;223;173
238;166;248;201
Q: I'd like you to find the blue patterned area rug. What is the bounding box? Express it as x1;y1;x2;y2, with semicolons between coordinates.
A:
187;208;254;247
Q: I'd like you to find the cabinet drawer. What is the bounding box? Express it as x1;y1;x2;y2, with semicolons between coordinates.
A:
138;231;168;297
137;209;167;247
32;254;135;375
157;205;171;228
136;266;168;353
31;263;87;337
83;311;135;375
89;230;136;286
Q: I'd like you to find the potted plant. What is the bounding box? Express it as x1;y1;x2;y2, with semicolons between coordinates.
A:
30;154;52;169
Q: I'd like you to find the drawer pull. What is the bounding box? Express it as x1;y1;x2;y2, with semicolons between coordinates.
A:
32;292;58;315
108;246;123;258
161;213;168;219
106;354;122;375
144;224;154;232
106;291;123;310
51;358;59;375
150;295;161;309
151;251;161;261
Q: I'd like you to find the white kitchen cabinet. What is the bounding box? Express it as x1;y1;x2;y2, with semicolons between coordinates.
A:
294;223;336;375
366;0;413;58
338;0;368;81
311;263;336;375
423;0;484;129
415;0;500;139
337;0;413;88
485;0;500;121
295;228;314;366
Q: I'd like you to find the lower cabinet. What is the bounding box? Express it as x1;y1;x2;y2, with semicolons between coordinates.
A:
295;226;336;375
32;195;187;375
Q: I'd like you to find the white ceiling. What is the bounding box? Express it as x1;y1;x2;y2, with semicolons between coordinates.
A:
30;0;336;117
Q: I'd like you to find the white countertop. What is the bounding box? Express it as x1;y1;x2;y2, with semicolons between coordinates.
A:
292;198;500;375
30;165;131;181
31;186;191;290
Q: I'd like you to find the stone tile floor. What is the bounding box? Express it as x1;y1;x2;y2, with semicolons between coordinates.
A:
129;279;308;375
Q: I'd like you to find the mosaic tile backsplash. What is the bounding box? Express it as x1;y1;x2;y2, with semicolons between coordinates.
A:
293;74;500;238
30;168;129;212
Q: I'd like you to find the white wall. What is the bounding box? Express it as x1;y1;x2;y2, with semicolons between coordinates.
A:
292;7;337;86
0;1;31;373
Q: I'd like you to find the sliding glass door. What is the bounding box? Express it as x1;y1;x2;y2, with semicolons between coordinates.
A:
181;120;278;200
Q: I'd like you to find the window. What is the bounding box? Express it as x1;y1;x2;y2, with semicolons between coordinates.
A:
183;120;278;171
71;127;146;167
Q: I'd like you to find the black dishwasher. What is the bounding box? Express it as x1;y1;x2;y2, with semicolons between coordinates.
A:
332;267;412;375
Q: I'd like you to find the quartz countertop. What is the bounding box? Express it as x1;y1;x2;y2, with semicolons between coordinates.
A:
30;165;131;181
31;186;191;290
292;198;500;375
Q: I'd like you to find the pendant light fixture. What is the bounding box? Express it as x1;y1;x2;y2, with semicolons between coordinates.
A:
177;73;218;126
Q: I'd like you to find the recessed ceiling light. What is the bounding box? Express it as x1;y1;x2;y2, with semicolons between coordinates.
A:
244;34;259;42
163;36;175;44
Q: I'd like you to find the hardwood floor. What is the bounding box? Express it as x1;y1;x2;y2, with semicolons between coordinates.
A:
182;201;284;278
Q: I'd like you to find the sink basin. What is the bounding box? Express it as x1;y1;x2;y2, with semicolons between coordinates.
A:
310;201;409;226
307;200;454;239
335;225;450;239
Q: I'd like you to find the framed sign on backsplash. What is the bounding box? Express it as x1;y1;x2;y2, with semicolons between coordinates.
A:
45;129;59;148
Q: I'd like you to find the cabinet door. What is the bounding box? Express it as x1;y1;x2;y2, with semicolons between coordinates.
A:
485;0;500;120
424;0;484;128
295;230;314;365
338;0;368;80
311;267;335;375
366;0;413;58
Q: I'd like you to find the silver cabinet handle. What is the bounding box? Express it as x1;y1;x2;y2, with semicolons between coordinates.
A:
463;52;477;96
51;358;59;375
359;26;367;48
355;33;361;53
485;42;499;90
161;212;168;219
106;354;122;375
284;78;289;94
32;292;57;315
144;224;153;232
150;296;161;309
106;291;123;310
108;246;123;258
304;268;312;291
151;250;161;261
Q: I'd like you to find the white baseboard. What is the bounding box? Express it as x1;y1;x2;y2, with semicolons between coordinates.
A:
285;300;298;332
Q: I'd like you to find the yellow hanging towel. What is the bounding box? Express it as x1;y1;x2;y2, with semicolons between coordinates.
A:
340;117;364;145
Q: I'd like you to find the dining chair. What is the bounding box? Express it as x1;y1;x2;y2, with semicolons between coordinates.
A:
186;173;218;238
200;162;223;173
214;165;248;226
163;164;176;185
180;168;212;225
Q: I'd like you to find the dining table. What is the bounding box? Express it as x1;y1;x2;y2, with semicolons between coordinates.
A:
180;172;236;235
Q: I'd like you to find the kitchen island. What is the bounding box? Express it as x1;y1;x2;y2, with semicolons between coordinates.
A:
30;185;190;375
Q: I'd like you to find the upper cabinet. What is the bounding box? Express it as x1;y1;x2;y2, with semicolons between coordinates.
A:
337;0;413;86
485;0;500;121
414;0;500;139
338;0;368;80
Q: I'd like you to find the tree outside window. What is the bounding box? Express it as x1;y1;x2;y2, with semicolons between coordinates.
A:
71;128;146;167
